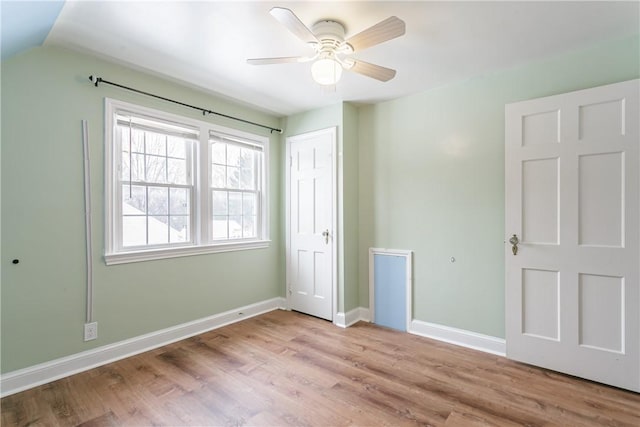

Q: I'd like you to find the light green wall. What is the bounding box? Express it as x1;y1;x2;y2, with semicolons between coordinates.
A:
281;102;359;313
358;34;640;338
341;103;359;312
283;104;342;137
1;46;284;373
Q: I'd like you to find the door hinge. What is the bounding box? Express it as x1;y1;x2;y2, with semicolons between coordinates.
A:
290;156;293;167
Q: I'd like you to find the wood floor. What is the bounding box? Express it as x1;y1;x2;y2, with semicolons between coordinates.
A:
2;310;639;426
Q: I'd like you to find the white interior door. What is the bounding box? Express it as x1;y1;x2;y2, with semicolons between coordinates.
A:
505;79;639;392
286;128;336;321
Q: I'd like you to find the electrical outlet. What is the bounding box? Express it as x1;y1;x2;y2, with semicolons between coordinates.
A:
84;322;98;341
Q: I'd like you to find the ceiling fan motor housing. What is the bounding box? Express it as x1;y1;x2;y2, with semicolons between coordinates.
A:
311;20;353;56
312;20;346;41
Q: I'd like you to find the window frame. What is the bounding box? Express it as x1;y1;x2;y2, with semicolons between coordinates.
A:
104;98;270;265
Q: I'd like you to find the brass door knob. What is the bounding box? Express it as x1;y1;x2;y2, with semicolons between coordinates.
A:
509;234;519;255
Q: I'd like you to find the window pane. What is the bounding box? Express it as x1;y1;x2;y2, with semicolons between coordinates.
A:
131;129;144;153
227;166;240;189
212;216;228;240
167;158;187;184
229;192;242;215
121;151;130;181
118;126;130;153
211;142;226;164
212;165;226;188
227;144;240;166
239;148;254;168
148;187;168;215
170;216;189;243
130;153;145;182
146;132;166;156
145;155;167;183
243;193;256;215
212;191;228;215
148;216;169;244
122;185;146;214
240;167;255;190
243;215;256;238
169;188;189;215
229;216;242;238
167;136;186;159
122;216;146;247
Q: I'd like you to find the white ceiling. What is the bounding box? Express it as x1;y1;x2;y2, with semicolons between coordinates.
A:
45;1;639;117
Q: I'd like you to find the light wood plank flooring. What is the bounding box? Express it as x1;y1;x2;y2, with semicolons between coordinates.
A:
2;310;639;426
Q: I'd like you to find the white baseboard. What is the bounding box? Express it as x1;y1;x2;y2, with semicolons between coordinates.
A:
0;297;286;397
358;307;371;323
409;319;506;356
334;307;371;328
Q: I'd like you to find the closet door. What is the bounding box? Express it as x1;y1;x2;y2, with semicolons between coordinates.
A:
286;128;336;321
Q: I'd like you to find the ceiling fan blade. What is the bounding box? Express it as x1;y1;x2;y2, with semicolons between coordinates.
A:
247;56;314;65
344;16;406;52
349;60;397;82
270;7;318;44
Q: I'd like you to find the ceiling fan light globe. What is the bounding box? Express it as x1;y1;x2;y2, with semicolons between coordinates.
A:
311;59;343;85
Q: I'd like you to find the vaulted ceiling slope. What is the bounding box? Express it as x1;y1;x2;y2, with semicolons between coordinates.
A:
1;0;65;61
4;1;639;116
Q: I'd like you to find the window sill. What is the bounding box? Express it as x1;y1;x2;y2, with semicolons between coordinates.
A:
104;240;271;265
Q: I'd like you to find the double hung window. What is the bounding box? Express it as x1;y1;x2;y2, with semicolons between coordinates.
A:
105;98;269;264
118;112;196;248
210;132;263;241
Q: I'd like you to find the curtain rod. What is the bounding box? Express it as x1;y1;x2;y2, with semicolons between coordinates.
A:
88;75;283;134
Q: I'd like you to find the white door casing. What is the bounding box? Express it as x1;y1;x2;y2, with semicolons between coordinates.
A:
286;128;337;321
505;80;639;392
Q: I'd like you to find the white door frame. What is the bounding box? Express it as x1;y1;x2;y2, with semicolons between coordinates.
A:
285;127;338;321
369;248;413;331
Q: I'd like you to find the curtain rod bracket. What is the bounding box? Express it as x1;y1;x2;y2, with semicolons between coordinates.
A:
89;75;102;87
88;75;283;134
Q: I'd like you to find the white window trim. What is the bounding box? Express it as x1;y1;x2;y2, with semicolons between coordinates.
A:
104;98;270;265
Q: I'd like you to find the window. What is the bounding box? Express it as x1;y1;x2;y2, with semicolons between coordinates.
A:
105;99;269;265
210;132;263;241
118;112;196;248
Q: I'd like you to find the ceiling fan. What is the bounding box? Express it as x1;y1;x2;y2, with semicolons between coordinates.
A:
247;7;406;86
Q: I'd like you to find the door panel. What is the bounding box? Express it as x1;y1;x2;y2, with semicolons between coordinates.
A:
521;268;560;341
522;157;559;244
505;79;639;392
578;273;623;353
578;152;623;247
287;128;335;321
